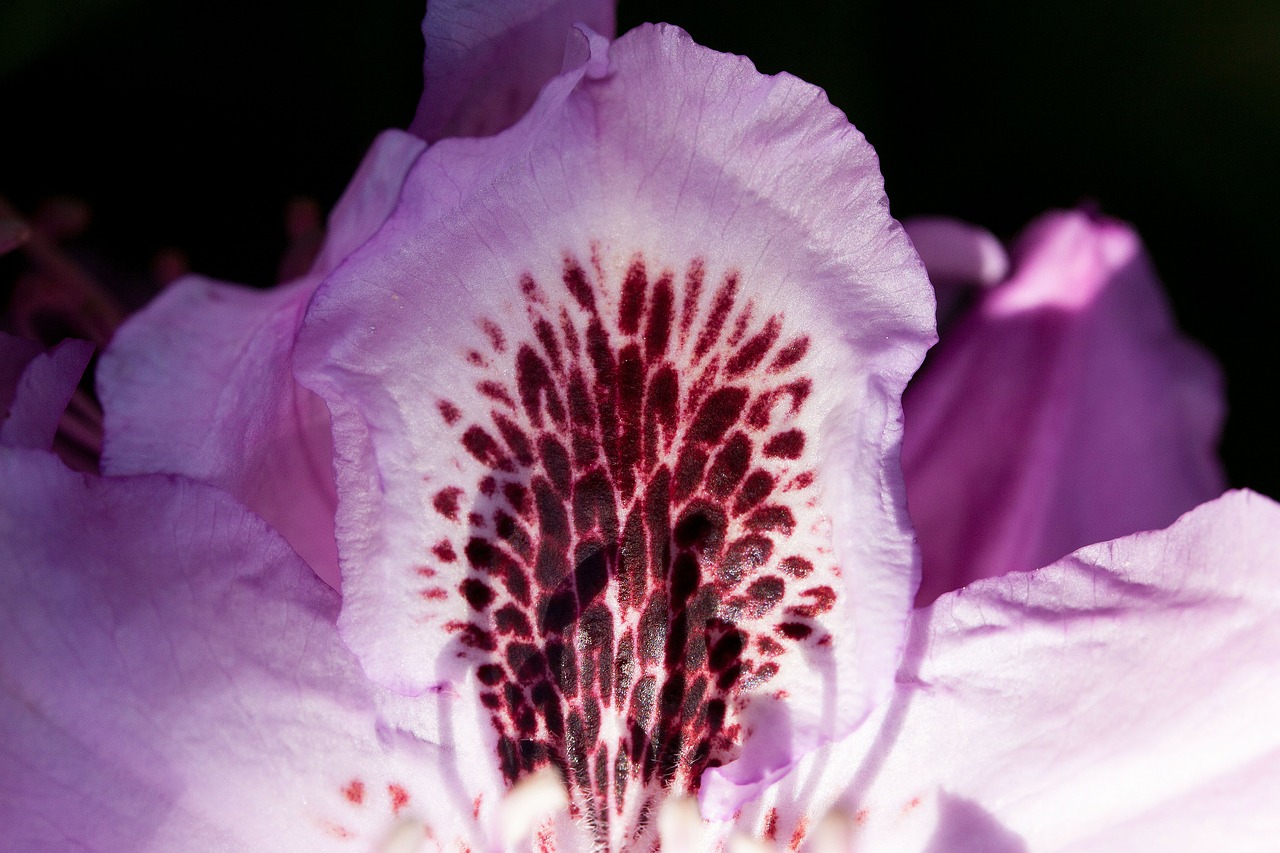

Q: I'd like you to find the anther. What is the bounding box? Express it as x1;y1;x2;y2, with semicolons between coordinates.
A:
809;808;855;853
727;831;777;853
377;819;426;853
656;796;706;853
499;766;570;846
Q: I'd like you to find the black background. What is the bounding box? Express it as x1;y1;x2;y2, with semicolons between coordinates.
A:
3;0;1276;497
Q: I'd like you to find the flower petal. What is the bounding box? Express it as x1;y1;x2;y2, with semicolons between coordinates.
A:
0;333;93;452
903;215;1010;331
0;448;500;851
786;490;1280;851
902;217;1009;289
98;131;425;588
903;211;1225;604
409;0;616;142
297;23;933;838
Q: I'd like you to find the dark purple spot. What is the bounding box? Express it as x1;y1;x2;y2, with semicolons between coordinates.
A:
515;345;566;428
777;622;812;641
725;317;780;378
645;273;674;362
460;578;496;610
744;575;785;617
539;436;572;498
433;487;463;521
519;272;543;302
705;432;751;499
708;630;746;672
494;510;533;561
492;413;535;467
464;537;495;570
619;259;647;336
692;274;738;361
534;316;564;373
787;585;837;618
455;623;496;652
718;535;774;586
769;335;810;371
482;319;506;352
478;380;515;408
679;259;705;343
438;400;461;425
563;258;597;313
494;604;532;635
688;387;749;445
462;426;513;472
673;445;708;503
673;502;727;555
746;505;796;534
504;481;530;517
779;555;814;578
733;470;775;515
763;429;805;460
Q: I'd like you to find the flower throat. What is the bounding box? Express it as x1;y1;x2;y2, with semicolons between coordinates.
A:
428;251;838;847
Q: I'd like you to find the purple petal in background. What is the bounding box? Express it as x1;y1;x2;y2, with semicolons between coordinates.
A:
903;211;1224;605
409;0;616;142
0;333;92;452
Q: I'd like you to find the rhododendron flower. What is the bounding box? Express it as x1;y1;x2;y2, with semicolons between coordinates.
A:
4;3;1280;852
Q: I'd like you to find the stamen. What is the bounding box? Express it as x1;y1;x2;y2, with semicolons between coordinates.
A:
727;831;777;853
499;765;570;846
809;808;855;853
377;819;426;853
656;795;705;853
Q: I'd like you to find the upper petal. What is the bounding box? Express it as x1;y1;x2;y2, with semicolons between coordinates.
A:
409;0;616;142
903;210;1225;604
787;490;1280;851
98;131;425;588
297;23;934;840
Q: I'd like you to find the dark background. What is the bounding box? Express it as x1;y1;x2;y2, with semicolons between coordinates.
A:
3;0;1276;497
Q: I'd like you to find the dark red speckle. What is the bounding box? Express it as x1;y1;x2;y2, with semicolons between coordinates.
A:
342;779;365;805
763;429;805;460
389;783;410;815
763;807;779;840
433;487;463;521
438;400;462;425
482;319;506;352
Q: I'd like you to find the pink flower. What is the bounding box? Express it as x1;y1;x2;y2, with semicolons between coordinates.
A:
3;4;1279;852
